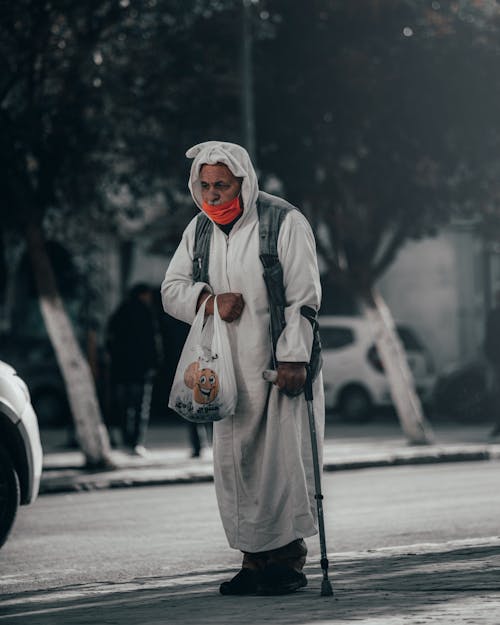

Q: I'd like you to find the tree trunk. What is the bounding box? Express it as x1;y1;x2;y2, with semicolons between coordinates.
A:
25;219;113;468
362;288;434;445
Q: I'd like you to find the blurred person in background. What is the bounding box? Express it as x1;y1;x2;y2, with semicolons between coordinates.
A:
188;421;212;458
106;283;158;456
485;289;500;438
151;291;209;458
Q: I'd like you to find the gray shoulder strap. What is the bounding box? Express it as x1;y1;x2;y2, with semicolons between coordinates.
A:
257;191;322;380
257;192;292;265
257;193;292;362
192;213;213;284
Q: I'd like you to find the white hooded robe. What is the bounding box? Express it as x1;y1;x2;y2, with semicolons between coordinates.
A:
161;141;325;553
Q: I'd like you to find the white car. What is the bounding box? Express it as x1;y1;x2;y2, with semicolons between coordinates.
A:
0;360;43;548
320;316;436;420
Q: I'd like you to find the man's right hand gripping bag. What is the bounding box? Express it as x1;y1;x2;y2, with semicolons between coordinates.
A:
169;296;237;423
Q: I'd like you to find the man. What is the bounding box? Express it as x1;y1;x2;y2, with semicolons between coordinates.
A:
485;289;500;437
107;283;158;456
161;141;324;595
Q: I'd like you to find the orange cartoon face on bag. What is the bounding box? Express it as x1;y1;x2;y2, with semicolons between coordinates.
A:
184;361;219;404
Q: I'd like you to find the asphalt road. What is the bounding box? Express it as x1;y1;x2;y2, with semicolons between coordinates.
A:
2;460;499;599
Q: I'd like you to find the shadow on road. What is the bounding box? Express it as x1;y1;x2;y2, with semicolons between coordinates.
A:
1;544;499;624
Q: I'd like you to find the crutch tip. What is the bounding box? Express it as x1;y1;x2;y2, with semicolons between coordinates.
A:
320;579;334;597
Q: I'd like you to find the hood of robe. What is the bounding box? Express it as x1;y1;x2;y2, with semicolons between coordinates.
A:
186;141;259;224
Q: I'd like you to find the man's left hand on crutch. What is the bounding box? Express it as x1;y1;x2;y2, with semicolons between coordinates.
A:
275;362;307;396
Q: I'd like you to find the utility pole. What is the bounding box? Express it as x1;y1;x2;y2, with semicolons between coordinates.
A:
242;0;256;163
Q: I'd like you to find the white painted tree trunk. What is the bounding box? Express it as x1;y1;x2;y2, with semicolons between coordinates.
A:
26;221;113;468
362;288;434;445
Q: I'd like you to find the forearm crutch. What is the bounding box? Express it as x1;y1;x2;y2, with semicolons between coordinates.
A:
263;368;333;596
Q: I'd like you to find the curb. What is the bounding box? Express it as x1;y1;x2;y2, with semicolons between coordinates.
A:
323;448;495;471
39;446;500;496
39;472;215;495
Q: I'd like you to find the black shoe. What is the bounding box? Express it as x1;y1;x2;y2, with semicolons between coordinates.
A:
219;568;259;596
256;563;307;595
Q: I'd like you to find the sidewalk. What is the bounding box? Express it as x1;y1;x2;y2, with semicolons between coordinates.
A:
2;537;500;624
39;419;500;495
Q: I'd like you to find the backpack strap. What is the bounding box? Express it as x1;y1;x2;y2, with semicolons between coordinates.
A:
258;194;292;266
258;191;322;379
192;213;213;284
257;193;291;366
193;193;322;379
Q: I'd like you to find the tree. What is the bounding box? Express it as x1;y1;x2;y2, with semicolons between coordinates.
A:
0;0;248;463
6;0;499;450
0;1;127;466
253;0;500;442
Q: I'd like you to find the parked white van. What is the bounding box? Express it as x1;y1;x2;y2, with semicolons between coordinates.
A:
320;316;436;420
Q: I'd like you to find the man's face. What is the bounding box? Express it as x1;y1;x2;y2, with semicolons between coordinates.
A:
199;164;242;206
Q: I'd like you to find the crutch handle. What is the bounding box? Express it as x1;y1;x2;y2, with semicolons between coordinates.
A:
262;369;278;383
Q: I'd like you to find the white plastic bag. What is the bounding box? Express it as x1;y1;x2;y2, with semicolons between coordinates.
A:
168;297;237;423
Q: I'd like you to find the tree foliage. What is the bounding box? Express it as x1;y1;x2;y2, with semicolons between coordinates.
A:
2;0;500;291
0;0;243;243
255;0;500;294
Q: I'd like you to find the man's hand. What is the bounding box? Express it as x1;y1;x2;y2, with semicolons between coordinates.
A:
197;291;244;322
276;362;307;396
215;293;244;322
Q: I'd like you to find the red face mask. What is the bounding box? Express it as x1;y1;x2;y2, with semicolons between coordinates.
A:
202;196;242;225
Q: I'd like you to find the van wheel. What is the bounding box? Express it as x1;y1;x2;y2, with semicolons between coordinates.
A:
338;386;373;422
0;445;20;549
